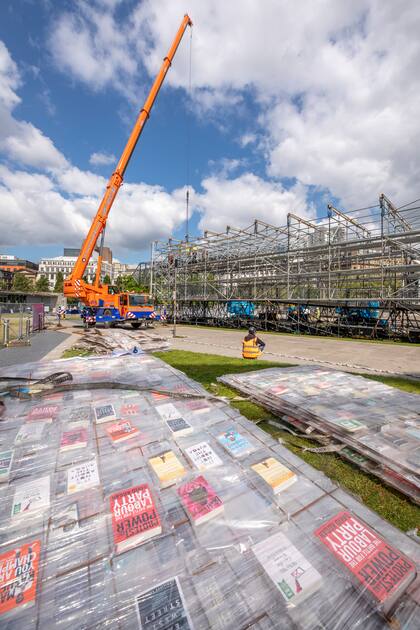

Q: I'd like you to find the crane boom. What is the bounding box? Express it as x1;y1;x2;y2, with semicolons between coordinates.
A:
64;14;192;302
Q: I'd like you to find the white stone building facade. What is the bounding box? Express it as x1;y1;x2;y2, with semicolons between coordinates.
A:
37;253;113;291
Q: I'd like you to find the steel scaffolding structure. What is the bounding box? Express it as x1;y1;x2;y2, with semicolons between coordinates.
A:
150;195;420;340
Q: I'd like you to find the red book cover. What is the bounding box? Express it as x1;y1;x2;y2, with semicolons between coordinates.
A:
27;405;59;421
110;484;161;549
106;420;139;443
0;540;41;616
315;511;416;608
120;403;140;416
177;476;224;525
60;427;88;450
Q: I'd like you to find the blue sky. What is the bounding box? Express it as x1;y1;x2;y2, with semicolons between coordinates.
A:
0;1;418;264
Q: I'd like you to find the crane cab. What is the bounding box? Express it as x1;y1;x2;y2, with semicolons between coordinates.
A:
90;290;158;328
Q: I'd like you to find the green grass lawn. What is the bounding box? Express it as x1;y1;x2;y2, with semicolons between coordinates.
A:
62;347;94;358
155;349;420;533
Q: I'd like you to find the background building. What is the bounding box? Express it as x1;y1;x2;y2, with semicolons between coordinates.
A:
0;254;38;280
38;249;113;290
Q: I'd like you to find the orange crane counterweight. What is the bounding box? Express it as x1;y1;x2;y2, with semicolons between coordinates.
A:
64;15;192;323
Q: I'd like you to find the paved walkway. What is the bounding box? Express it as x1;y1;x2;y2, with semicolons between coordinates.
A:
0;330;71;368
157;325;420;378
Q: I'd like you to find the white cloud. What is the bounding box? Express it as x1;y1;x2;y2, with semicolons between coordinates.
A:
239;134;257;148
1;119;68;170
195;173;312;232
48;1;138;97
0;41;21;109
0;39;188;255
0;163;189;252
50;0;420;210
55;166;105;197
89;151;116;166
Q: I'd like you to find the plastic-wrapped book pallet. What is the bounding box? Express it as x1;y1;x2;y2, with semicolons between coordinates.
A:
219;366;420;504
0;355;419;629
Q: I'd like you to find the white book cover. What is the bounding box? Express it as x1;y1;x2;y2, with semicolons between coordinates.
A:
11;475;50;519
67;459;99;494
185;441;223;471
156;403;182;422
15;422;45;444
252;531;322;605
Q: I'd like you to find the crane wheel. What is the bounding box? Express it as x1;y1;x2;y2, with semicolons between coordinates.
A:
130;322;141;329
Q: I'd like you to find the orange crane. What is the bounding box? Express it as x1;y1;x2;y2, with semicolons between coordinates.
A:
64;14;192;328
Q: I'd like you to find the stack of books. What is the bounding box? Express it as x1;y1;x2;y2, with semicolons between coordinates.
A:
0;344;418;629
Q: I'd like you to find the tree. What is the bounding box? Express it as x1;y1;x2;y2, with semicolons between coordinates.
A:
54;271;64;293
115;275;148;293
103;274;111;285
35;275;49;292
12;273;33;292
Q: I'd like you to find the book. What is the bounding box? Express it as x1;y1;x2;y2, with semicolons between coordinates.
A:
69;406;91;423
217;428;254;458
93;403;117;424
184;400;211;414
0;450;13;483
50;503;80;539
11;475;50;519
156;403;182;422
67;459;99;494
178;476;224;526
331;418;366;432
0;540;41;616
184;441;223;471
251;457;297;494
315;511;417;613
120;403;140;416
27;404;59;423
110;484;161;553
135;576;193;630
252;531;322;605
165;417;193;438
14;422;45;445
60;426;88;451
106;420;139;444
148;451;186;488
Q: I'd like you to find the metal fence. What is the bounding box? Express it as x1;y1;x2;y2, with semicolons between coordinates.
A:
0;303;45;347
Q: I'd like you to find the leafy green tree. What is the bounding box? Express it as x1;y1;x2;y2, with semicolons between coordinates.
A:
12;273;33;292
54;271;64;293
103;274;111;285
35;275;50;292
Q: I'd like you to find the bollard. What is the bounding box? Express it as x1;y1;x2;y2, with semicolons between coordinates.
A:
3;319;9;346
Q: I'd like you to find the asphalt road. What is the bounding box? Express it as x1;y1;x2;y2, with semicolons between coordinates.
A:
0;330;71;368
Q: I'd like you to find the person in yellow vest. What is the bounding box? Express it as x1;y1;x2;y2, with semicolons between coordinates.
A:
242;327;266;359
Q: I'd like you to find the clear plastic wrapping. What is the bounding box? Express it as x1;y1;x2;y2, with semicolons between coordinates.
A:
0;353;419;628
220;366;420;502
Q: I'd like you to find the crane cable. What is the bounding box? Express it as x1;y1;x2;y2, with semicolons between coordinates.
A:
185;24;193;242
